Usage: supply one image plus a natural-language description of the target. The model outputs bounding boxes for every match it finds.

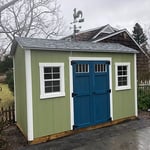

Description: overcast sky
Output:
[59,0,150,37]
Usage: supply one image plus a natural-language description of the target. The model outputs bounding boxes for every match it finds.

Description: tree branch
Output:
[0,0,19,12]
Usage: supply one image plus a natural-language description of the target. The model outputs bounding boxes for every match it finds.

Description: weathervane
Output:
[71,8,84,40]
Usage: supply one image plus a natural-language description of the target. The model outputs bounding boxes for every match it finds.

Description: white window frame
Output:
[115,62,131,91]
[39,63,65,99]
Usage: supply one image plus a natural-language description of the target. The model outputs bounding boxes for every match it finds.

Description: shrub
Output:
[138,88,150,111]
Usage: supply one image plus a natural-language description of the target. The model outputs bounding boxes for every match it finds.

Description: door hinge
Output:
[109,117,112,121]
[72,93,78,97]
[106,61,110,65]
[108,89,111,93]
[73,125,79,130]
[71,61,76,65]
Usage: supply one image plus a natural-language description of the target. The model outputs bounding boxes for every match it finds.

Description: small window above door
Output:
[95,64,107,72]
[76,64,89,73]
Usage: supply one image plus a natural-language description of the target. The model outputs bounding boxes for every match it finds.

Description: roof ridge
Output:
[61,25,108,40]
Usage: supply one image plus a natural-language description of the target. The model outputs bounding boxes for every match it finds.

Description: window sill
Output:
[40,92,65,99]
[116,86,131,91]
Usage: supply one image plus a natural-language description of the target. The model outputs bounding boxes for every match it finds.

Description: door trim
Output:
[69,57,113,130]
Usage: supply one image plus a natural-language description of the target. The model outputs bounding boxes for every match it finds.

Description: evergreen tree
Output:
[132,23,147,45]
[0,56,14,93]
[0,56,13,73]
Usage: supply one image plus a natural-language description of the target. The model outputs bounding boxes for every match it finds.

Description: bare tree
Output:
[0,0,63,54]
[147,26,150,44]
[0,0,19,12]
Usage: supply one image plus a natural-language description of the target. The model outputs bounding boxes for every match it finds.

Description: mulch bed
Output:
[138,110,150,119]
[1,125,27,150]
[1,111,150,150]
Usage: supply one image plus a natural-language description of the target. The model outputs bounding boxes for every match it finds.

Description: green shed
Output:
[11,36,138,143]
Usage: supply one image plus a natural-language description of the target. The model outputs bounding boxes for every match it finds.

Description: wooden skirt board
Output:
[26,116,137,145]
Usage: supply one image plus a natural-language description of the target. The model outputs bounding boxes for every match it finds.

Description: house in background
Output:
[11,35,138,144]
[63,24,150,81]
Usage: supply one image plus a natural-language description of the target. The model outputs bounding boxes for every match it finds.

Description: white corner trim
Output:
[69,57,113,129]
[69,59,74,129]
[134,54,138,116]
[13,56,17,122]
[25,50,34,141]
[109,60,113,121]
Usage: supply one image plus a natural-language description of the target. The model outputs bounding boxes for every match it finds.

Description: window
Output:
[115,63,131,90]
[39,63,65,99]
[76,64,89,73]
[95,64,107,72]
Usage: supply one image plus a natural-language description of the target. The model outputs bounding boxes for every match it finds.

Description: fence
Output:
[0,105,15,124]
[138,80,150,96]
[138,81,150,111]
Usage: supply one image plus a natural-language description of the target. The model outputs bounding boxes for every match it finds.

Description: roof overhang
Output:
[10,37,138,56]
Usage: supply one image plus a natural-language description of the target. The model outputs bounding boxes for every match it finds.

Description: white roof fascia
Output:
[92,24,115,40]
[93,29,149,58]
[92,29,126,43]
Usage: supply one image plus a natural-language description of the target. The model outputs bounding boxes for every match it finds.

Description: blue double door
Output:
[72,61,111,129]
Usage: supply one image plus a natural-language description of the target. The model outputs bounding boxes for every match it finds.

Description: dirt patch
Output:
[1,125,27,150]
[0,75,6,83]
[138,110,150,119]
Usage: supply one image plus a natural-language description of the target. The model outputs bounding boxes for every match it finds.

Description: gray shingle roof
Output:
[11,37,138,55]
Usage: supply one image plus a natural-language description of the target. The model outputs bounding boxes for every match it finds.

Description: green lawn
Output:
[0,83,14,107]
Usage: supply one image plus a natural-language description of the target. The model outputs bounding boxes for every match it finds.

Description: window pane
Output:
[123,81,127,85]
[53,86,60,92]
[53,67,59,73]
[123,66,127,70]
[118,71,123,75]
[123,70,127,75]
[45,87,52,93]
[44,74,52,79]
[118,66,122,70]
[53,73,60,79]
[53,80,60,86]
[45,81,52,86]
[118,76,127,86]
[44,67,52,73]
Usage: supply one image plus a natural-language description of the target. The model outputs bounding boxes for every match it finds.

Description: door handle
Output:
[72,93,78,97]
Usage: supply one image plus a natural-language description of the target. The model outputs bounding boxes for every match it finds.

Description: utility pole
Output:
[71,8,84,41]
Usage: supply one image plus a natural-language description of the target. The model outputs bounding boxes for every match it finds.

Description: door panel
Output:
[74,96,91,128]
[93,63,110,124]
[93,94,110,123]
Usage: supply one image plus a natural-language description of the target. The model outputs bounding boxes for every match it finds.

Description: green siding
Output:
[112,54,135,120]
[31,50,71,138]
[14,46,27,136]
[31,50,136,138]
